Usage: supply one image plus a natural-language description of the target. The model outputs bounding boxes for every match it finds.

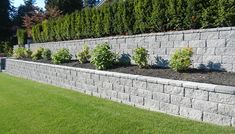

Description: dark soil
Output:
[22,58,235,87]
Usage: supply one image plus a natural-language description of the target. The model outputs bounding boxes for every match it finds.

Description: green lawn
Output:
[0,73,234,134]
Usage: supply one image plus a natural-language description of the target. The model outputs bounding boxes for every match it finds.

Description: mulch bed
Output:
[22,59,235,87]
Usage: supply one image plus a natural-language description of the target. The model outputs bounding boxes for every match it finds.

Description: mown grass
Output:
[0,73,234,134]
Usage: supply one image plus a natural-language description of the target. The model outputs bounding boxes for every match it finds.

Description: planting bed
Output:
[23,58,235,87]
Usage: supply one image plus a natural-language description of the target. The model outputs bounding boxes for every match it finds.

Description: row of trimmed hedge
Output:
[31,0,235,43]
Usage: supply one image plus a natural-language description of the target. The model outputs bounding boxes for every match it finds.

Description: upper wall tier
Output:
[18,27,235,72]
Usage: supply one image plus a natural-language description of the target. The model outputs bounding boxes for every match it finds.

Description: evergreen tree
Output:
[45,0,83,14]
[0,0,11,41]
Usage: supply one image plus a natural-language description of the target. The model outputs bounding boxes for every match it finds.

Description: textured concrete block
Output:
[192,99,218,113]
[133,80,146,89]
[185,88,209,101]
[201,32,219,40]
[203,112,231,126]
[102,82,113,90]
[148,41,161,49]
[124,86,138,96]
[209,92,235,105]
[207,39,226,48]
[156,35,168,41]
[152,48,166,55]
[169,34,183,41]
[113,84,125,92]
[215,85,235,95]
[171,95,191,108]
[147,83,164,93]
[118,92,130,102]
[137,89,152,99]
[173,41,189,48]
[153,92,170,103]
[180,107,202,121]
[144,99,160,110]
[184,33,200,41]
[130,95,144,106]
[189,40,206,48]
[222,56,234,64]
[120,78,133,87]
[203,56,222,64]
[227,39,235,47]
[197,48,215,55]
[164,85,184,96]
[161,41,174,48]
[218,104,235,117]
[160,102,179,115]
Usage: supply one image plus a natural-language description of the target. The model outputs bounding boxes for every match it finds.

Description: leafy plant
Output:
[42,48,52,60]
[24,49,32,58]
[13,47,26,59]
[76,45,90,64]
[16,29,27,46]
[169,47,193,72]
[91,43,117,70]
[31,47,44,61]
[52,48,72,64]
[132,47,148,68]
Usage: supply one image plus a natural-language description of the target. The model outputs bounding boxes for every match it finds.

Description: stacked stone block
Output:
[23,27,235,72]
[5,59,235,126]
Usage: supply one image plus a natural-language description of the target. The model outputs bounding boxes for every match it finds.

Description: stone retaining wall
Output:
[23,27,235,72]
[5,59,235,126]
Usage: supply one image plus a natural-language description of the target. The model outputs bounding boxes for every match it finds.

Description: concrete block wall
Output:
[24,27,235,72]
[5,59,235,126]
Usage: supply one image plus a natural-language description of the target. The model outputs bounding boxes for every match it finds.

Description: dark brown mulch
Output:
[22,59,235,87]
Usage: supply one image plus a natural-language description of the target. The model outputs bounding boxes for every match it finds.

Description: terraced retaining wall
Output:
[5,59,235,126]
[22,27,235,72]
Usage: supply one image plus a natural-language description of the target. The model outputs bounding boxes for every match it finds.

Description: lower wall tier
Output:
[5,59,235,126]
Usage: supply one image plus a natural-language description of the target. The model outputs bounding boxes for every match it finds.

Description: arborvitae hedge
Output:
[32,0,235,43]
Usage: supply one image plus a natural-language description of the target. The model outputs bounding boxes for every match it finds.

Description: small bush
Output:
[13,47,26,59]
[42,48,52,60]
[52,48,72,64]
[24,49,32,58]
[76,45,90,64]
[31,48,44,61]
[16,29,27,46]
[91,43,117,70]
[133,47,148,68]
[169,47,193,72]
[0,41,13,57]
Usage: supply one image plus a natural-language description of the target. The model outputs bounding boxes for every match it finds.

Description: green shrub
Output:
[132,47,148,68]
[0,41,13,57]
[169,47,193,72]
[13,47,26,59]
[31,0,235,43]
[76,45,90,64]
[16,29,27,46]
[52,48,72,64]
[24,49,32,58]
[42,48,52,60]
[91,43,117,70]
[31,48,44,61]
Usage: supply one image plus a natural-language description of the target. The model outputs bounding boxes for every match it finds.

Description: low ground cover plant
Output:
[42,48,52,60]
[13,47,31,59]
[169,47,193,72]
[31,47,44,61]
[76,45,90,64]
[133,47,148,68]
[52,48,72,64]
[91,43,117,70]
[24,49,32,58]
